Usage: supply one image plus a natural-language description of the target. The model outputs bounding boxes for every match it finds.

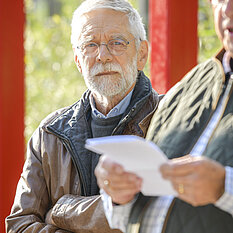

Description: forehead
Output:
[78,9,131,40]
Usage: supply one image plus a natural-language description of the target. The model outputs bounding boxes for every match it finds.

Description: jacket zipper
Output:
[46,127,88,196]
[62,138,88,196]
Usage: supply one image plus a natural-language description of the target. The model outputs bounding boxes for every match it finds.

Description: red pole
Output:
[149,0,198,94]
[0,0,25,231]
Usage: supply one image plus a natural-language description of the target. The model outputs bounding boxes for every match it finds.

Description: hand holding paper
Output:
[86,135,177,196]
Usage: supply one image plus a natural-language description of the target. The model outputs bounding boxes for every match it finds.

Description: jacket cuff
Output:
[52,195,74,227]
[215,166,233,216]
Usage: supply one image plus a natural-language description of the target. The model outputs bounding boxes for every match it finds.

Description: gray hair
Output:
[71,0,146,48]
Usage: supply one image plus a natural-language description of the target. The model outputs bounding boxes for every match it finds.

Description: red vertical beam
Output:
[149,0,198,94]
[0,0,25,231]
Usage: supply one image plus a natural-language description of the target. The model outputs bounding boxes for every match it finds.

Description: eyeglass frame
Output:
[76,38,137,57]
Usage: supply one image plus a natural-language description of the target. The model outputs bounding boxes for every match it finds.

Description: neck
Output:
[92,83,135,116]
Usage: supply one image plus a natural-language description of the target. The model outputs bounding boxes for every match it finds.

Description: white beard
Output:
[82,56,138,97]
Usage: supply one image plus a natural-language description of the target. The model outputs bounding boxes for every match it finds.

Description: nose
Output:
[96,43,113,64]
[222,0,233,18]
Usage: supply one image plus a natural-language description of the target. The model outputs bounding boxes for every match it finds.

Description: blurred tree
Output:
[25,0,86,143]
[48,0,62,16]
[198,0,221,62]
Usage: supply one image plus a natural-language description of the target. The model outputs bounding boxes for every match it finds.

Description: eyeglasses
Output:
[77,38,135,57]
[211,0,228,5]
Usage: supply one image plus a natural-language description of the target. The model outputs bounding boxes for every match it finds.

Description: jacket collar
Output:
[215,48,225,62]
[45,71,153,137]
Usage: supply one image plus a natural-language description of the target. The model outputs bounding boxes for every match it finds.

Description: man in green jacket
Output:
[95,0,233,232]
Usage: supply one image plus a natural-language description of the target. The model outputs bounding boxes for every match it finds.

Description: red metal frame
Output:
[0,1,25,231]
[149,0,198,94]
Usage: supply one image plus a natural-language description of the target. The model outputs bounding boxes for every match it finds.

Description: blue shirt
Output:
[90,90,133,119]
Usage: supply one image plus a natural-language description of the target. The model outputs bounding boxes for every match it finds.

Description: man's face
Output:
[73,9,147,98]
[212,0,233,56]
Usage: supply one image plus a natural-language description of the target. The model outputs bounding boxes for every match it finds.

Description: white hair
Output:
[71,0,146,48]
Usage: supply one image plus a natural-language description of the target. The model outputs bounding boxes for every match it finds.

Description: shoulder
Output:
[39,101,80,129]
[185,58,223,82]
[39,90,91,130]
[158,59,223,109]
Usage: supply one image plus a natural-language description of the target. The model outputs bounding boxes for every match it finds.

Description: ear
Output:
[137,40,149,71]
[73,47,82,74]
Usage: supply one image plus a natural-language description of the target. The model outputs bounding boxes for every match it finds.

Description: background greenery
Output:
[25,0,222,143]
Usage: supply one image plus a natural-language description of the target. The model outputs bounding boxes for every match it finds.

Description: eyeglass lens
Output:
[80,39,129,57]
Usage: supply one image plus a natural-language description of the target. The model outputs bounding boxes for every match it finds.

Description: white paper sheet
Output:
[85,135,177,196]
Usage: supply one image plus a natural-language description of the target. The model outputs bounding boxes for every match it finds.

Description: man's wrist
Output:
[100,189,138,231]
[215,166,233,216]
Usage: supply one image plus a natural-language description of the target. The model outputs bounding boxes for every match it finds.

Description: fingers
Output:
[160,155,203,177]
[160,155,226,206]
[102,172,142,191]
[95,155,141,189]
[95,155,142,204]
[95,155,124,179]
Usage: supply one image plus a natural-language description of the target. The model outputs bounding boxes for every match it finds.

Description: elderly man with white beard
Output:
[5,0,160,232]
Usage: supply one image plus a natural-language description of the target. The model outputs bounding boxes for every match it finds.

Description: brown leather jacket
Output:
[5,72,160,233]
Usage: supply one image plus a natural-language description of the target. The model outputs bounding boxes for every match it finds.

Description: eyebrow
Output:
[78,35,95,44]
[110,34,128,41]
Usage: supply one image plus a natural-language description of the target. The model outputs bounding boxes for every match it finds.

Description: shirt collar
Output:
[223,51,232,73]
[90,90,134,119]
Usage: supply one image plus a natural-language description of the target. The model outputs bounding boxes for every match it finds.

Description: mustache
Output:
[89,63,123,77]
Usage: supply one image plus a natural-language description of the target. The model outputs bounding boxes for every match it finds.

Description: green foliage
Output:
[198,0,221,62]
[25,0,86,142]
[25,0,222,143]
